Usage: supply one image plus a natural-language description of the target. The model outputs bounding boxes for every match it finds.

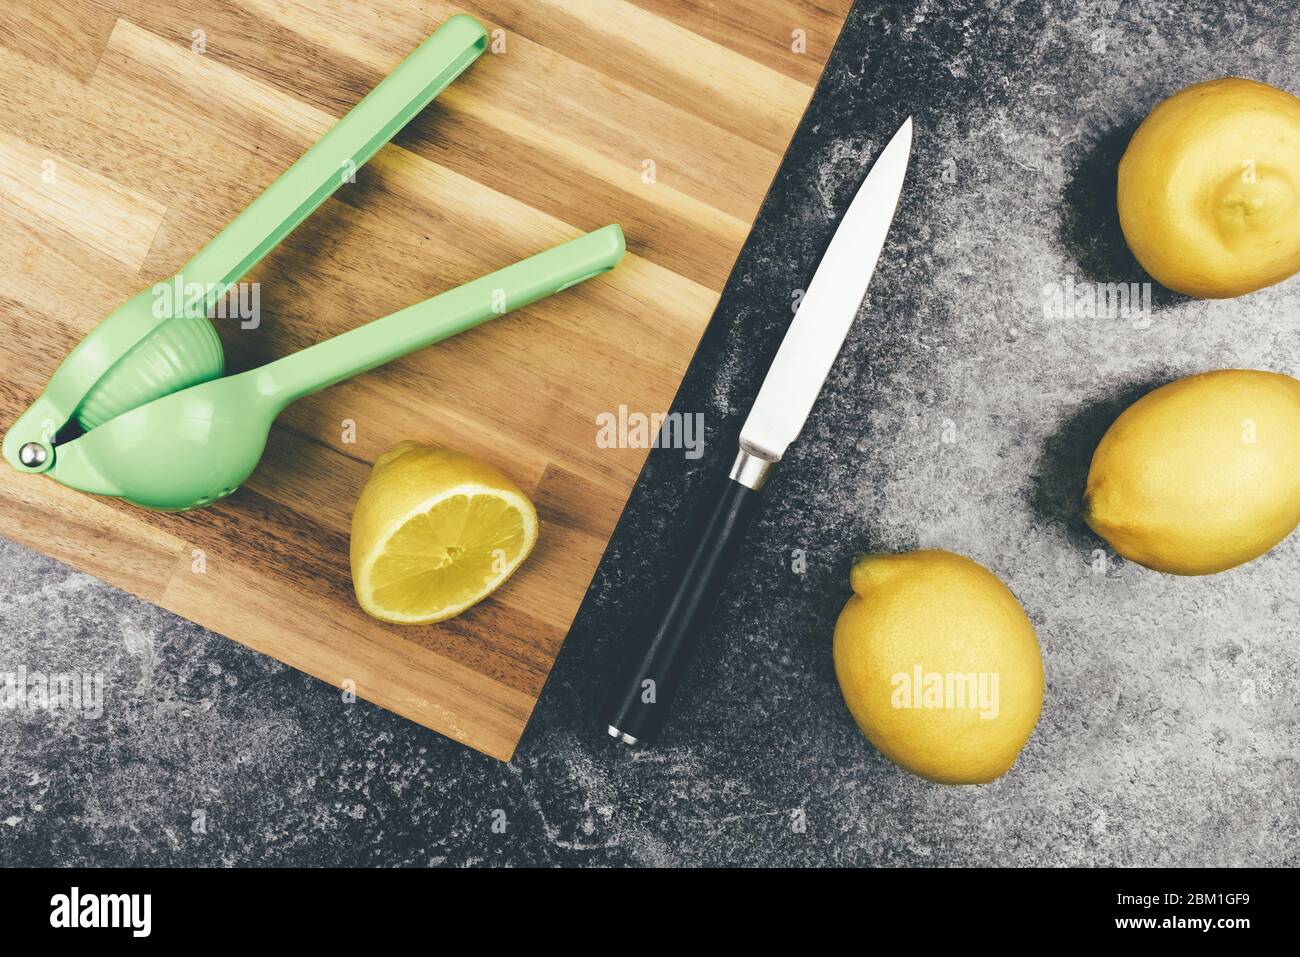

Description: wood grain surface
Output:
[0,0,851,759]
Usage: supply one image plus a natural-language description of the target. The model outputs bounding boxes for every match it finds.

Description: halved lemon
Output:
[350,441,538,624]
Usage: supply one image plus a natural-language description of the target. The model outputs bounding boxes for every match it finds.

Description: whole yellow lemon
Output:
[1084,370,1300,575]
[832,550,1044,785]
[1117,77,1300,298]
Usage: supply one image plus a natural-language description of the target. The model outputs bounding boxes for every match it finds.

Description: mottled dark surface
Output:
[3,0,1299,866]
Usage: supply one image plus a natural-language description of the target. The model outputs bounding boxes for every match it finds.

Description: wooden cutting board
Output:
[0,0,851,759]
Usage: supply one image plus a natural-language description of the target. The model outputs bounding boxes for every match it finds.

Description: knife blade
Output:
[740,117,913,465]
[603,117,914,746]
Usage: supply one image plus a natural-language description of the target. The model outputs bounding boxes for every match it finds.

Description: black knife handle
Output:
[603,451,770,745]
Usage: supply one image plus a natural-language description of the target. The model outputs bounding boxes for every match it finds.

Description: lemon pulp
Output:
[350,442,538,624]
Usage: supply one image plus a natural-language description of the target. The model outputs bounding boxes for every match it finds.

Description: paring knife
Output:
[603,117,914,745]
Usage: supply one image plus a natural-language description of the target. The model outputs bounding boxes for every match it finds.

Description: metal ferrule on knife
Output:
[728,445,777,491]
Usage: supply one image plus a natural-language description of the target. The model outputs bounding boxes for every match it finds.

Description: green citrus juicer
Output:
[2,15,625,511]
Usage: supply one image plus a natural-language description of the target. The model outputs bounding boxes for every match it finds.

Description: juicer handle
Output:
[261,224,626,407]
[179,15,488,315]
